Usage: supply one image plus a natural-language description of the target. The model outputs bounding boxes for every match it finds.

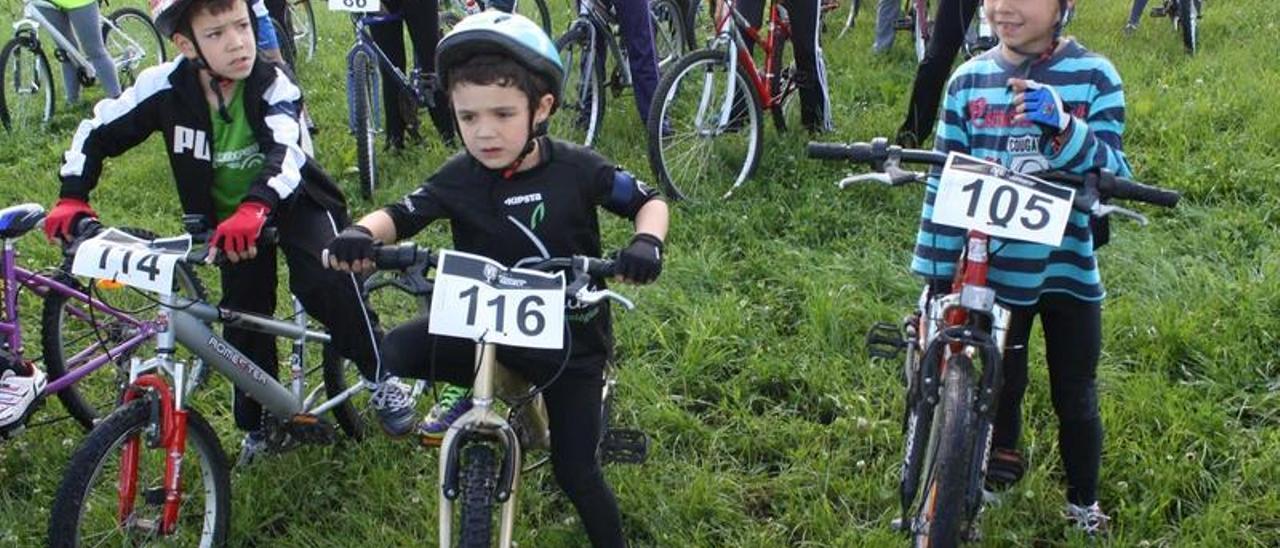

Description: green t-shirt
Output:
[210,82,266,220]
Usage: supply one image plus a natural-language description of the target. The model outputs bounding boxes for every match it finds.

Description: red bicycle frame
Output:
[712,0,792,109]
[116,374,188,535]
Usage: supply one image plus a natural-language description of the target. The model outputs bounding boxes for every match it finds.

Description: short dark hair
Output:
[446,53,554,110]
[177,0,244,40]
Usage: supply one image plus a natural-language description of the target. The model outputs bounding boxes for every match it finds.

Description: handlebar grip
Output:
[582,257,616,278]
[806,142,878,163]
[1106,179,1181,208]
[71,217,104,239]
[371,243,425,270]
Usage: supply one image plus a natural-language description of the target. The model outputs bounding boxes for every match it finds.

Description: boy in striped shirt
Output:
[911,0,1126,534]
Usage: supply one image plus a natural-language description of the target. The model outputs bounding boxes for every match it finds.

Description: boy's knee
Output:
[1051,381,1099,423]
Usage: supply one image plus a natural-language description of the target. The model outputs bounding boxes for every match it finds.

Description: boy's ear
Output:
[532,93,555,125]
[172,32,200,61]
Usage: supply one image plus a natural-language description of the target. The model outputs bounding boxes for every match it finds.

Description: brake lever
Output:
[573,287,636,311]
[837,172,893,189]
[1092,203,1149,226]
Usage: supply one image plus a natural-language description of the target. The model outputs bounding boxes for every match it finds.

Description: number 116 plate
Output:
[428,250,567,350]
[932,153,1076,247]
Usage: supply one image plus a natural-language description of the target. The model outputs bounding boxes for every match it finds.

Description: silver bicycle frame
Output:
[18,0,94,78]
[131,291,367,419]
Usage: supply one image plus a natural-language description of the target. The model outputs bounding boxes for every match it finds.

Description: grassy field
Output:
[2,0,1279,545]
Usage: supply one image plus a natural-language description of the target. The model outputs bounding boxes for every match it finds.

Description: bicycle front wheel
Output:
[103,7,167,88]
[49,399,231,547]
[648,49,764,202]
[42,228,207,430]
[552,23,606,147]
[349,48,379,199]
[457,443,500,548]
[1177,0,1198,54]
[0,38,55,132]
[912,354,977,548]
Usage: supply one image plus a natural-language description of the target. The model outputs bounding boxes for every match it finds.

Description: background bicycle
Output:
[551,0,691,146]
[0,0,165,131]
[0,204,204,442]
[808,137,1180,546]
[646,0,806,202]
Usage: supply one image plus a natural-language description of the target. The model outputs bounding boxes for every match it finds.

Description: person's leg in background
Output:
[369,0,411,149]
[896,0,977,147]
[1125,0,1151,33]
[873,0,900,53]
[35,4,120,104]
[787,0,832,132]
[614,0,662,123]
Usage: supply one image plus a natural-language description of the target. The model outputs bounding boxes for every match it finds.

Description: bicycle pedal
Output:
[418,434,444,448]
[601,428,648,465]
[283,414,335,445]
[866,322,907,360]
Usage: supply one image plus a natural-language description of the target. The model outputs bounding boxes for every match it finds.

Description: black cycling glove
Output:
[616,233,664,284]
[327,225,376,266]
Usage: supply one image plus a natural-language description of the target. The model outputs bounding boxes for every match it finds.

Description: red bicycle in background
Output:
[646,0,805,202]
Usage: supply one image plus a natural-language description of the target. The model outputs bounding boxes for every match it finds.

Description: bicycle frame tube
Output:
[168,299,332,419]
[21,1,94,78]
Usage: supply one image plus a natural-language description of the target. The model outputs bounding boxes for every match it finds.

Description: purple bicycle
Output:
[0,203,203,439]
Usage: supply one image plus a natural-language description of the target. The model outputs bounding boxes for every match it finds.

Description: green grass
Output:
[2,0,1279,545]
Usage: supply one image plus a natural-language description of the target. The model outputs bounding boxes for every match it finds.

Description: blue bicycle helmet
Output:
[436,11,564,108]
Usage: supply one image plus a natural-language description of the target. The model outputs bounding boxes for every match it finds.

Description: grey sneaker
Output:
[370,379,418,437]
[236,429,269,468]
[1064,501,1111,535]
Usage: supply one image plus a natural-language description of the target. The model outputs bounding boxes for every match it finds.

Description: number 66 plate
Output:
[328,0,380,12]
[932,153,1076,247]
[428,250,566,350]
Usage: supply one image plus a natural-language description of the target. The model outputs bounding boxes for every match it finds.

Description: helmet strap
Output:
[190,37,234,123]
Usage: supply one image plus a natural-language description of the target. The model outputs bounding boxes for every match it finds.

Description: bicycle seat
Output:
[0,204,46,239]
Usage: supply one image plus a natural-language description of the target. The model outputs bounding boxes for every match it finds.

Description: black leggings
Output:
[898,0,979,143]
[382,316,626,548]
[992,293,1102,506]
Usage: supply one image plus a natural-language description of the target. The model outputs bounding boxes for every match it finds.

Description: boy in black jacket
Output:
[38,0,418,456]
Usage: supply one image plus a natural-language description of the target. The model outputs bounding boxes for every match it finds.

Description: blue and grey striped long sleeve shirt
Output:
[911,40,1133,306]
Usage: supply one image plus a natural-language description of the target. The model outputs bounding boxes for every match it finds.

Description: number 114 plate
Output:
[932,153,1076,247]
[428,250,567,350]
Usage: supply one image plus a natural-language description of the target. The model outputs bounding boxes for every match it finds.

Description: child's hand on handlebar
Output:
[324,225,378,274]
[615,233,664,285]
[207,202,269,264]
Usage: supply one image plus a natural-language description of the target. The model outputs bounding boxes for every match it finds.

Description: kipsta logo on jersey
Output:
[483,264,499,284]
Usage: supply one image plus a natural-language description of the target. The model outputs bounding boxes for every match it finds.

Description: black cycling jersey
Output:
[382,136,662,360]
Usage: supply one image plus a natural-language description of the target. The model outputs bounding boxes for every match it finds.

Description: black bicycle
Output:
[1151,0,1202,54]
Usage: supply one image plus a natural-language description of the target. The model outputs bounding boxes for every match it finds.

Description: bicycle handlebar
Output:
[806,137,1181,209]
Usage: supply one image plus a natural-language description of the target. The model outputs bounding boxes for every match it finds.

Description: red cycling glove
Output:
[43,198,97,242]
[210,202,270,255]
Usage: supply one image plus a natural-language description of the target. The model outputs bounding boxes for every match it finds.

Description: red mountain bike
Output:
[808,137,1180,546]
[646,0,805,202]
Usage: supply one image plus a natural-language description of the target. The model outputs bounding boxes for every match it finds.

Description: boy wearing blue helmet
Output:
[325,12,669,546]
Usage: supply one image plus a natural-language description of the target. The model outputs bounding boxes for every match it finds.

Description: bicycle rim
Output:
[291,0,317,61]
[1179,0,1197,53]
[0,39,55,132]
[552,24,605,146]
[650,49,763,202]
[104,8,166,87]
[651,0,689,71]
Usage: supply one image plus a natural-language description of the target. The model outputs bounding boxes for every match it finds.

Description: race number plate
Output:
[932,153,1076,247]
[71,229,192,296]
[428,250,566,350]
[328,0,380,13]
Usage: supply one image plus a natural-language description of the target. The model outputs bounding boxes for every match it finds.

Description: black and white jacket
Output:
[58,56,345,222]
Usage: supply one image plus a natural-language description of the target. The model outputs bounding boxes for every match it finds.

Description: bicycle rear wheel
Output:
[49,399,230,547]
[911,354,977,547]
[290,0,318,61]
[42,227,207,430]
[103,8,167,88]
[552,23,606,147]
[321,343,369,440]
[0,37,55,132]
[648,48,763,202]
[349,48,380,199]
[1177,0,1198,54]
[273,17,298,73]
[651,0,691,72]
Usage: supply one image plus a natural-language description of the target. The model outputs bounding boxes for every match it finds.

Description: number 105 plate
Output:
[428,250,567,350]
[932,153,1076,247]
